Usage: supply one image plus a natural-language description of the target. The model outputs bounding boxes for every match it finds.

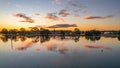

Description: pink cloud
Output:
[47,24,77,28]
[15,40,33,50]
[54,0,61,4]
[84,15,113,20]
[83,45,111,50]
[35,42,68,54]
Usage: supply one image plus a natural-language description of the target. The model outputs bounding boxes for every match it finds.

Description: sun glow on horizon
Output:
[0,0,120,31]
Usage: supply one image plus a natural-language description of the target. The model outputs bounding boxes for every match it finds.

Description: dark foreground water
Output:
[0,35,120,68]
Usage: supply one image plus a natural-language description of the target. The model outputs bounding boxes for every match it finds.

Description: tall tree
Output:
[1,28,8,34]
[73,28,81,35]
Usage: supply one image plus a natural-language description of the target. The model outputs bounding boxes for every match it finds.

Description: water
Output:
[0,35,120,68]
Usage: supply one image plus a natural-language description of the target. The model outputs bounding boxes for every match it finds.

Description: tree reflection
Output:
[0,35,9,43]
[74,35,80,42]
[1,34,120,43]
[10,35,18,42]
[20,36,27,42]
[40,35,50,43]
[32,36,39,43]
[85,36,101,41]
[60,35,65,40]
[118,36,120,41]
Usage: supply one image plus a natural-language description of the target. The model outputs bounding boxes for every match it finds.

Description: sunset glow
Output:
[0,0,120,31]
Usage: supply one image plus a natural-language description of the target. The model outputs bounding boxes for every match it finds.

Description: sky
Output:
[0,0,120,31]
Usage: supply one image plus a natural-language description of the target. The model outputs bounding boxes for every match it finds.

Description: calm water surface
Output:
[0,35,120,68]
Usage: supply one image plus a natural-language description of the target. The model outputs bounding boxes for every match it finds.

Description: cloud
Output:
[59,10,70,17]
[47,24,77,28]
[53,0,71,5]
[14,13,34,23]
[45,13,59,21]
[34,13,40,16]
[54,0,61,4]
[74,14,80,18]
[104,15,113,18]
[84,15,113,20]
[65,0,87,13]
[45,11,68,22]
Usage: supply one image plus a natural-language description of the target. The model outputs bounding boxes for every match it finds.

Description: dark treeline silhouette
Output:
[85,30,101,36]
[0,28,80,36]
[0,28,120,37]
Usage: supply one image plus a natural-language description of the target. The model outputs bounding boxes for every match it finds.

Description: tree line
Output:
[0,27,120,36]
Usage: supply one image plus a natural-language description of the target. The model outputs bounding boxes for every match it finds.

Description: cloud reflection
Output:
[83,45,111,50]
[15,40,33,50]
[35,42,68,54]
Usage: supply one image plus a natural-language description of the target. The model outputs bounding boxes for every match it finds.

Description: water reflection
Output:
[83,45,111,50]
[16,39,33,50]
[0,34,119,44]
[35,41,68,54]
[0,34,120,68]
[19,36,27,42]
[40,35,50,43]
[0,34,119,52]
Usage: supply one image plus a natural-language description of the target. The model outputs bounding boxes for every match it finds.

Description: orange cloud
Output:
[19,19,34,23]
[34,13,40,16]
[84,15,113,20]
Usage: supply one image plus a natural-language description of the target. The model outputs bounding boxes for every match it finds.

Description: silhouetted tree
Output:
[118,31,120,35]
[118,36,120,41]
[117,31,120,41]
[9,29,18,35]
[1,28,8,34]
[73,28,81,35]
[30,27,39,34]
[85,30,101,36]
[19,28,26,35]
[60,30,65,36]
[40,28,51,35]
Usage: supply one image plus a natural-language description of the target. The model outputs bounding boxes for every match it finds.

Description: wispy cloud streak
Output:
[84,15,113,20]
[47,24,77,28]
[14,13,34,23]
